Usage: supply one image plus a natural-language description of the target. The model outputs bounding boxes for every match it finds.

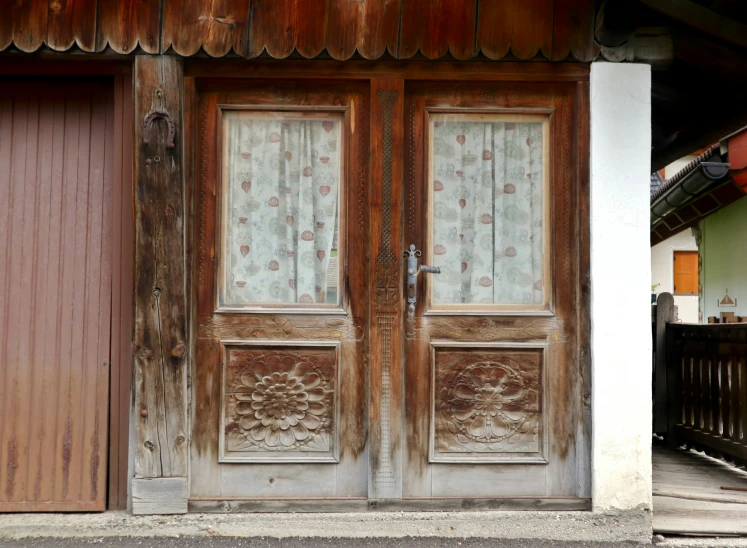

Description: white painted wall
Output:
[700,196,747,319]
[590,62,652,511]
[651,230,699,323]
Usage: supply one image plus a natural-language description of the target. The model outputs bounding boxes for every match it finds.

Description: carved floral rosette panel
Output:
[431,347,545,463]
[221,344,338,463]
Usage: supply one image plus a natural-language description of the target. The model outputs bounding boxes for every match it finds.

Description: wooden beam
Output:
[641,0,747,49]
[133,55,189,513]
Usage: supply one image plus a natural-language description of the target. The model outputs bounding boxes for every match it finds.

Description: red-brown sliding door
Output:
[0,80,115,511]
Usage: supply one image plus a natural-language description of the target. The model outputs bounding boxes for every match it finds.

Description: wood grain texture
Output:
[0,0,596,61]
[368,79,405,499]
[191,82,370,500]
[133,55,189,481]
[403,80,588,499]
[132,477,188,514]
[163,0,251,57]
[399,0,476,60]
[97,0,161,53]
[0,81,113,511]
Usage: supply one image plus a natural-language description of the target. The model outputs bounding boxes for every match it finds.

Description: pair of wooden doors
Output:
[191,78,589,508]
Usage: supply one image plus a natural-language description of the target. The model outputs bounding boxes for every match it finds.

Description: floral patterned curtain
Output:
[431,119,544,305]
[223,114,340,305]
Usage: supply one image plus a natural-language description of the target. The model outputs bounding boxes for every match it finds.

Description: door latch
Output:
[404,244,441,313]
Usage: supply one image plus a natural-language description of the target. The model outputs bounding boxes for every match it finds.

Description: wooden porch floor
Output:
[653,443,747,536]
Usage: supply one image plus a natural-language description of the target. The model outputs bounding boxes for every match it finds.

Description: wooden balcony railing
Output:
[665,322,747,466]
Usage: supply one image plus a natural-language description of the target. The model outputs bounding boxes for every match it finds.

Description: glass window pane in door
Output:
[429,114,548,307]
[220,111,343,307]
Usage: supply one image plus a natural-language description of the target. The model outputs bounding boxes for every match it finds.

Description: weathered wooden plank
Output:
[133,55,189,483]
[477,0,553,60]
[551,0,595,61]
[368,79,405,499]
[97,0,161,53]
[132,477,188,515]
[323,0,363,60]
[399,0,477,60]
[247,0,299,58]
[46,0,98,52]
[163,0,251,57]
[9,0,48,53]
[358,0,400,59]
[654,293,675,434]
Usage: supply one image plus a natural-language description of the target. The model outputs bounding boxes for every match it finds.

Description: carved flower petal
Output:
[240,372,260,390]
[293,423,309,441]
[295,401,309,411]
[251,401,264,411]
[301,373,321,390]
[235,393,253,401]
[301,414,321,430]
[235,402,254,415]
[292,360,316,379]
[307,387,325,402]
[279,372,290,384]
[239,416,260,430]
[287,414,299,427]
[262,376,274,386]
[249,424,269,441]
[501,380,524,401]
[501,402,526,422]
[307,401,326,416]
[254,383,267,393]
[454,383,477,400]
[279,427,295,447]
[286,377,299,389]
[293,409,306,419]
[296,392,309,402]
[265,428,280,447]
[254,407,267,419]
[261,415,273,427]
[279,417,290,430]
[252,391,265,402]
[454,402,477,421]
[489,413,510,437]
[271,372,284,384]
[468,414,487,437]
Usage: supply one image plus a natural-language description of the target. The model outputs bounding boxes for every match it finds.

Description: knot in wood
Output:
[137,347,153,360]
[153,287,161,297]
[48,1,62,12]
[164,203,175,223]
[140,409,148,418]
[144,440,155,451]
[171,344,186,358]
[175,435,186,446]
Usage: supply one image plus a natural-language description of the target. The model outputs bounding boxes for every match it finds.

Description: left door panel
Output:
[191,82,370,503]
[0,80,114,511]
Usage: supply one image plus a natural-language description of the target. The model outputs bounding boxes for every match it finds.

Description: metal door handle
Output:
[404,244,440,313]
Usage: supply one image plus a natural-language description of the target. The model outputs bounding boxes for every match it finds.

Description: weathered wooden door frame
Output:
[0,60,134,511]
[128,58,590,513]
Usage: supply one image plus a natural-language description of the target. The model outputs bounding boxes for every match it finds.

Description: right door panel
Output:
[404,82,589,501]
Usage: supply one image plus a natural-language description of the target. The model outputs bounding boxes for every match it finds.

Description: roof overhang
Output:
[651,128,747,246]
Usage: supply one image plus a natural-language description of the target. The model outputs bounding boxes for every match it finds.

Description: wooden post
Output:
[654,292,675,434]
[132,55,188,514]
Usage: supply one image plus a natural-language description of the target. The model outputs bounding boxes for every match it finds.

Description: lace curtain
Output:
[431,119,545,305]
[223,114,340,305]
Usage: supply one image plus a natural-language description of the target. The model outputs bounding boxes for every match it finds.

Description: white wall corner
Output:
[590,62,653,512]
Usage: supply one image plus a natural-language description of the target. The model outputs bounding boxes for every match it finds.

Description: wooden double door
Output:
[191,78,589,509]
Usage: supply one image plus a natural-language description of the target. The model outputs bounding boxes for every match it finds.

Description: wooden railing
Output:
[665,322,747,466]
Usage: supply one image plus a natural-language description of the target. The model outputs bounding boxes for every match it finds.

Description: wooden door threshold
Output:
[189,498,591,513]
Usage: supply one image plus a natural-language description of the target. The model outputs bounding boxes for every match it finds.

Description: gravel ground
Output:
[0,510,652,544]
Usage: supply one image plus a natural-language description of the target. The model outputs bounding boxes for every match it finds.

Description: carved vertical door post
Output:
[369,79,405,499]
[132,55,189,514]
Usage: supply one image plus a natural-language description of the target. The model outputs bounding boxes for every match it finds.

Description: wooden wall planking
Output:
[0,0,596,61]
[0,81,114,511]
